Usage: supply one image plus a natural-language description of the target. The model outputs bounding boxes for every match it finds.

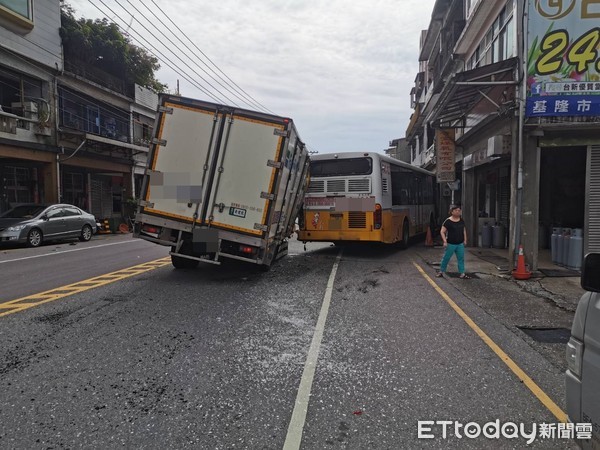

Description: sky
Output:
[66,0,437,154]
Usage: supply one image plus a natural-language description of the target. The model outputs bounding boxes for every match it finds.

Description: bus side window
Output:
[424,176,433,204]
[390,171,400,205]
[400,189,409,205]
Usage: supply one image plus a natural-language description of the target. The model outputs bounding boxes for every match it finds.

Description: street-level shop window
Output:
[4,166,31,204]
[62,173,85,209]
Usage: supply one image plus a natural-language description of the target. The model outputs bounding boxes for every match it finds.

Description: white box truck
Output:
[134,94,310,270]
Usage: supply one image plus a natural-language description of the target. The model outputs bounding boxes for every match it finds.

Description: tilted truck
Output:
[133,94,310,270]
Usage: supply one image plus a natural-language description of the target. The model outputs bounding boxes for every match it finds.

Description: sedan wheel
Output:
[79,224,93,242]
[27,228,43,247]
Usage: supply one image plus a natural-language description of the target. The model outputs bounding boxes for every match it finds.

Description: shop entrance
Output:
[475,164,510,248]
[539,146,586,248]
[0,162,45,213]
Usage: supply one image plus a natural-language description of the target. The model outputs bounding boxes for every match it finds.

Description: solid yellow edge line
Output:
[0,257,171,318]
[412,262,568,423]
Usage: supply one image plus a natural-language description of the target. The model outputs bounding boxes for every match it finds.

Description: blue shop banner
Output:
[526,95,600,117]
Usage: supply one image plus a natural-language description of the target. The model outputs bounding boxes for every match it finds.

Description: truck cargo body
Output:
[134,95,309,269]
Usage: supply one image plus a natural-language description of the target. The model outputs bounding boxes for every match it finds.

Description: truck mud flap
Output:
[274,240,289,262]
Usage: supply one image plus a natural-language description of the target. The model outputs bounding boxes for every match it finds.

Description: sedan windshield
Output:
[1,205,46,219]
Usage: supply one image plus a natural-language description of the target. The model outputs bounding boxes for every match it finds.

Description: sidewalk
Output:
[415,243,584,312]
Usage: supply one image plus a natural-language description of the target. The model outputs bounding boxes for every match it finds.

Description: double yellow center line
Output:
[0,257,171,318]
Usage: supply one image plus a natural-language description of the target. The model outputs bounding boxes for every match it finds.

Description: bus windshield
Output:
[311,157,372,177]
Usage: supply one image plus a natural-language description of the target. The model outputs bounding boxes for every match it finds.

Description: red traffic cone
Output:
[512,245,532,280]
[425,226,434,247]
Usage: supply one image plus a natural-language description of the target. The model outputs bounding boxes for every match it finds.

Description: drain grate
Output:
[517,327,571,343]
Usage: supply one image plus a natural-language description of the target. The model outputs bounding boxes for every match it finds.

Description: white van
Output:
[566,253,600,448]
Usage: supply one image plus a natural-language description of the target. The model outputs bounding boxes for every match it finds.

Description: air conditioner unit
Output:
[0,117,17,134]
[11,101,38,119]
[487,135,511,157]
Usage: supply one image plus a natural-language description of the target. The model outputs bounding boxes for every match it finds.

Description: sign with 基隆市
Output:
[526,0,600,117]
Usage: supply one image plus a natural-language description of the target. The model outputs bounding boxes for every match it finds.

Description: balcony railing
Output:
[59,104,131,143]
[64,59,133,97]
[423,144,435,166]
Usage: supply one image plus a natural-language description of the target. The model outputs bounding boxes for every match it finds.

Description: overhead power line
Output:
[146,0,275,114]
[113,0,244,107]
[2,1,276,115]
[92,0,227,105]
[0,45,131,123]
[90,0,274,114]
[134,0,269,112]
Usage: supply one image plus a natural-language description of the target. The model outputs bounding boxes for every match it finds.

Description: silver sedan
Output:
[0,203,98,247]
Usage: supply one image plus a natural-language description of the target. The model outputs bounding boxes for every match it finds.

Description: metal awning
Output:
[85,133,149,153]
[429,57,519,128]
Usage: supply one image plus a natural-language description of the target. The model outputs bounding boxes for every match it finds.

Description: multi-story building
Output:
[407,0,600,269]
[55,67,152,220]
[0,0,155,223]
[384,138,410,163]
[131,84,158,198]
[406,0,467,200]
[0,0,62,211]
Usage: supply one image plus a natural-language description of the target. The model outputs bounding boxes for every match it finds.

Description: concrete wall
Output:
[0,0,62,70]
[520,135,541,270]
[462,166,476,246]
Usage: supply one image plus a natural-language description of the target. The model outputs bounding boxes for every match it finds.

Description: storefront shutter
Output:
[90,179,113,219]
[90,179,103,219]
[587,145,600,253]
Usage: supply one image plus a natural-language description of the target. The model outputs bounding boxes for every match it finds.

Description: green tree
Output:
[60,3,167,92]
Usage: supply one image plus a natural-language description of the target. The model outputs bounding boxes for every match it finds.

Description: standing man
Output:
[437,205,470,279]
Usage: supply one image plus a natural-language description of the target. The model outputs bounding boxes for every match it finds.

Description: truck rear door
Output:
[144,101,221,223]
[205,112,288,236]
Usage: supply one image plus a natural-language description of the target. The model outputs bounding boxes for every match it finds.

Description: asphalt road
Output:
[0,237,576,448]
[0,234,169,302]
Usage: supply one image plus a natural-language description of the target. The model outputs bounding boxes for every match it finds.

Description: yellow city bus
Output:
[298,152,436,247]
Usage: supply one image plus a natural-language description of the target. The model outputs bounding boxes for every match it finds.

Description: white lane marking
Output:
[0,240,141,264]
[284,249,343,450]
